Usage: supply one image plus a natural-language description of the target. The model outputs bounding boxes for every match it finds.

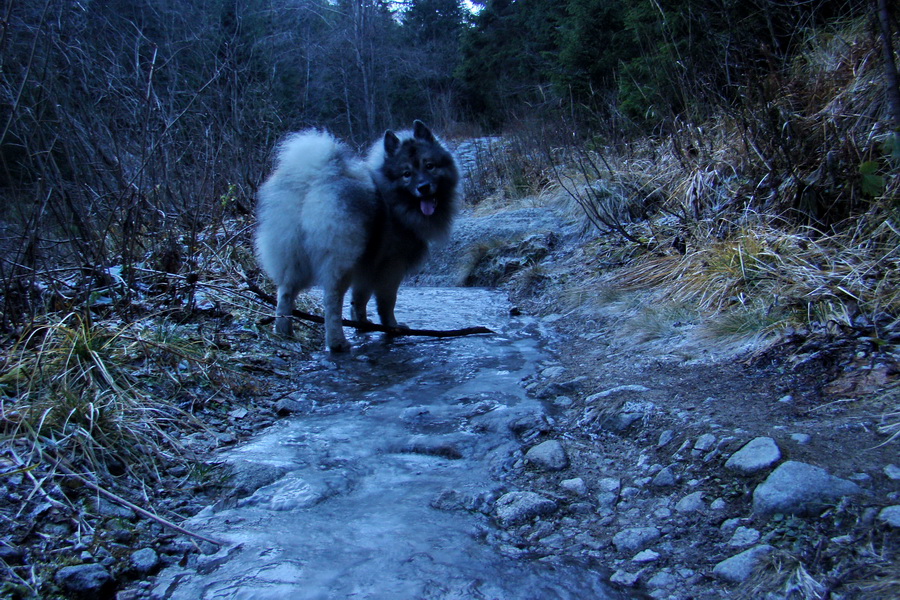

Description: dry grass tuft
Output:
[738,552,828,600]
[0,313,210,478]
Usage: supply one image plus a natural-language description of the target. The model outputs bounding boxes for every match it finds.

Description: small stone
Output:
[720,518,743,537]
[525,440,569,471]
[585,385,650,401]
[54,563,114,596]
[597,492,618,509]
[710,498,727,510]
[274,395,313,415]
[598,477,621,493]
[541,366,566,378]
[651,466,677,487]
[494,491,557,527]
[790,433,811,445]
[693,433,717,454]
[610,570,640,587]
[675,491,704,513]
[877,505,900,528]
[657,430,675,448]
[560,477,587,496]
[727,526,761,547]
[620,486,639,499]
[884,464,900,480]
[753,461,862,516]
[647,570,677,588]
[130,547,160,575]
[712,545,774,583]
[613,526,660,553]
[653,507,672,518]
[725,437,781,474]
[632,549,660,563]
[778,394,794,403]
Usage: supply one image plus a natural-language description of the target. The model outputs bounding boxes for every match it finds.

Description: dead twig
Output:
[245,280,494,338]
[50,458,227,547]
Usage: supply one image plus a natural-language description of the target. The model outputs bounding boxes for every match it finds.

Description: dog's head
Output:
[374,121,458,227]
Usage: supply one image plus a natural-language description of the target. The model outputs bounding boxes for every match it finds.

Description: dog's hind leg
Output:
[322,273,353,352]
[275,283,300,337]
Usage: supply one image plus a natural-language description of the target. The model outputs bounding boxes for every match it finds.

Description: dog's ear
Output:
[413,120,435,142]
[383,130,401,156]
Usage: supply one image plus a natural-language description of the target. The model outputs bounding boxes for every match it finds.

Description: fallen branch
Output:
[51,459,228,547]
[245,280,494,338]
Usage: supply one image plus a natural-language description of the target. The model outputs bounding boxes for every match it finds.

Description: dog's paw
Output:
[275,316,294,337]
[328,339,352,352]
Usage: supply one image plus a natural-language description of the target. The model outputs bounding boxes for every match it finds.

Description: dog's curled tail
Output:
[269,130,363,190]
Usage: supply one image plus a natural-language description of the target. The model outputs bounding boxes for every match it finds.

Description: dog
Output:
[254,121,458,351]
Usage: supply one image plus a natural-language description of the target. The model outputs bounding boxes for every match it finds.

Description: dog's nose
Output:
[416,182,433,196]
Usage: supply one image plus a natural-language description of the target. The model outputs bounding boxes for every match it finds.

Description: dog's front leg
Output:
[350,286,373,323]
[375,281,407,330]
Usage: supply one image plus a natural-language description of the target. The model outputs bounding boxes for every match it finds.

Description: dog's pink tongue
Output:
[420,199,436,216]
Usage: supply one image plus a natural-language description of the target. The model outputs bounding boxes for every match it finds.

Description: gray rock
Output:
[710,498,727,510]
[525,440,569,471]
[657,429,675,448]
[131,547,160,575]
[725,437,781,474]
[227,460,292,498]
[494,491,558,527]
[598,477,621,492]
[610,569,641,587]
[719,517,743,537]
[632,549,660,563]
[560,477,587,496]
[675,491,704,513]
[693,433,717,453]
[597,492,618,509]
[753,461,863,516]
[585,385,651,401]
[790,433,811,445]
[54,563,113,596]
[651,466,677,487]
[884,464,900,480]
[613,526,661,553]
[541,366,566,378]
[712,544,774,583]
[877,505,900,528]
[647,570,677,589]
[727,526,761,547]
[274,395,313,415]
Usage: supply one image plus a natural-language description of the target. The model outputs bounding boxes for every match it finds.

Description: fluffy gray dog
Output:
[255,121,458,351]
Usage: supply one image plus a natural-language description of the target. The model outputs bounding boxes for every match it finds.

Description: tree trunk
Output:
[876,0,900,134]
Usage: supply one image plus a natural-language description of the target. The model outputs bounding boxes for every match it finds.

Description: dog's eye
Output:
[403,170,412,178]
[424,162,435,171]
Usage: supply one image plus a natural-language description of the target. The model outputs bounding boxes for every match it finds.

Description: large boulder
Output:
[752,461,862,516]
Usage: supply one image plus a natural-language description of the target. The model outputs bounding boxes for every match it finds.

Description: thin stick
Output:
[245,280,495,338]
[53,461,227,547]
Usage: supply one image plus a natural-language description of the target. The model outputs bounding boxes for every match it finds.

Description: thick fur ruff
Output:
[255,121,458,351]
